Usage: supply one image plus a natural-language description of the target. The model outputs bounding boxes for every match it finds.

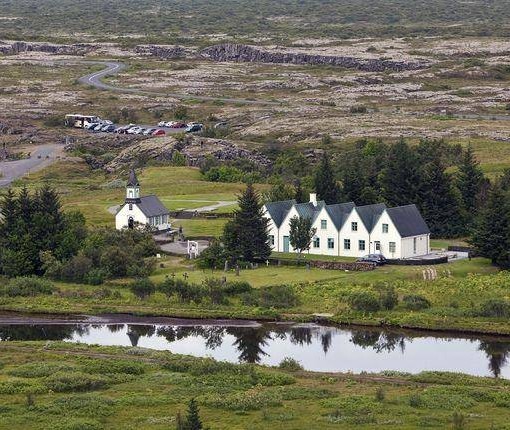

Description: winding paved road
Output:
[78,60,280,106]
[0,144,62,187]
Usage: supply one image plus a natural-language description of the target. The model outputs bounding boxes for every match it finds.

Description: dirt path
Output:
[108,200,235,215]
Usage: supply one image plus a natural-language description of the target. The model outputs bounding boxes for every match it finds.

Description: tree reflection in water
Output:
[1,322,510,378]
[479,341,510,378]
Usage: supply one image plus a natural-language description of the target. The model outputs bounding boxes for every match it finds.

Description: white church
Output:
[115,169,171,231]
[263,194,430,260]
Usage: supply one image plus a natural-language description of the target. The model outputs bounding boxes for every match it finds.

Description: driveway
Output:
[0,144,62,187]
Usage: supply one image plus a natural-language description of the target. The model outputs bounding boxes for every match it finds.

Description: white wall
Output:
[265,212,279,252]
[278,206,299,252]
[311,207,339,256]
[338,209,370,258]
[401,235,430,258]
[115,203,170,231]
[370,210,402,259]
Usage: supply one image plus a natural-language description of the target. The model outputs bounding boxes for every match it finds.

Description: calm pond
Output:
[0,314,508,378]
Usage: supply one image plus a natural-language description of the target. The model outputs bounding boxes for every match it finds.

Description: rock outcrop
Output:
[104,136,272,172]
[134,45,188,59]
[200,43,428,72]
[0,41,95,56]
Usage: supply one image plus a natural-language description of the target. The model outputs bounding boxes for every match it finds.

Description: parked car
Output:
[126,126,141,134]
[85,122,100,130]
[165,121,176,127]
[143,128,157,135]
[357,254,387,265]
[152,129,166,136]
[171,122,186,128]
[186,123,203,133]
[134,127,146,135]
[103,125,116,132]
[157,121,167,127]
[92,124,104,132]
[102,119,113,125]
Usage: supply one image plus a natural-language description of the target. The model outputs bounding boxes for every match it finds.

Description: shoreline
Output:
[1,309,510,341]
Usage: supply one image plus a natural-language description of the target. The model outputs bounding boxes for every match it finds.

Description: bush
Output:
[478,298,510,318]
[130,278,156,299]
[158,278,177,298]
[174,281,205,304]
[409,394,423,407]
[196,240,225,269]
[223,281,252,295]
[278,357,303,372]
[348,291,380,312]
[45,372,108,392]
[0,276,54,297]
[378,286,398,310]
[402,294,431,311]
[259,285,299,308]
[204,166,244,183]
[375,387,385,402]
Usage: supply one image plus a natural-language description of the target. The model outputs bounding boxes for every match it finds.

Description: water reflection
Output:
[1,322,509,378]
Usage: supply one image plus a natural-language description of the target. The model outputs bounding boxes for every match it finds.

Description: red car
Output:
[152,129,166,136]
[170,122,186,128]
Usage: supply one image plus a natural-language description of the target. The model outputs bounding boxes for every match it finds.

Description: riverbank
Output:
[1,266,510,338]
[0,341,509,429]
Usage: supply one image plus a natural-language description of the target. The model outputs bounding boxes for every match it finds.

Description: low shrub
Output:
[402,294,431,311]
[278,357,303,372]
[348,291,380,312]
[201,389,282,411]
[9,362,76,378]
[45,372,109,392]
[0,276,54,297]
[477,298,510,318]
[409,394,423,407]
[259,285,299,308]
[375,387,385,402]
[377,286,398,310]
[79,359,145,375]
[129,278,156,299]
[223,280,253,295]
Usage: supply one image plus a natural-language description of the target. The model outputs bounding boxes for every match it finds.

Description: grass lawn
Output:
[9,162,248,231]
[1,342,509,429]
[430,238,469,250]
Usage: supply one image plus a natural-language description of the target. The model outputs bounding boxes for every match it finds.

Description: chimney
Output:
[309,193,317,206]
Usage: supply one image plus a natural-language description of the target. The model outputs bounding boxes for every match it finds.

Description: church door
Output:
[128,217,134,229]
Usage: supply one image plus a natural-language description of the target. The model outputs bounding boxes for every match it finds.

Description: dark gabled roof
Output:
[127,169,139,187]
[356,203,387,231]
[294,202,317,220]
[325,202,356,230]
[386,204,430,238]
[265,199,295,227]
[137,195,169,217]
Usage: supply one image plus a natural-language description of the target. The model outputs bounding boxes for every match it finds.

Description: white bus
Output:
[65,114,101,128]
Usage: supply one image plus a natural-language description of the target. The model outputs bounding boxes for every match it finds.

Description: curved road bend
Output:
[0,144,61,187]
[77,60,281,106]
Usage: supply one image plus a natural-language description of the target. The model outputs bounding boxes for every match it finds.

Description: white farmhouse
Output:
[263,194,430,259]
[115,169,171,231]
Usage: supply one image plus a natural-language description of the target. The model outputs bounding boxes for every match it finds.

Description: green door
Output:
[283,236,290,253]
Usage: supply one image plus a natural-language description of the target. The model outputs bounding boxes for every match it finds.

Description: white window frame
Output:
[359,240,365,251]
[321,219,327,229]
[327,238,334,249]
[351,221,358,232]
[382,223,389,233]
[344,238,351,250]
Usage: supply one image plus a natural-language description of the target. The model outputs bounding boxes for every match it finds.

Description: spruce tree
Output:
[314,153,341,204]
[457,145,484,216]
[380,139,420,207]
[471,180,510,267]
[418,156,463,237]
[183,398,203,430]
[222,184,271,262]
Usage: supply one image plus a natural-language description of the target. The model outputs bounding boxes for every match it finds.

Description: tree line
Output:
[0,187,157,281]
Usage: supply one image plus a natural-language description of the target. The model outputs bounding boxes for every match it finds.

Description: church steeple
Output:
[126,169,141,202]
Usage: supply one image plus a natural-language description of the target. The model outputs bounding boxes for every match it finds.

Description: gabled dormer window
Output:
[382,223,389,233]
[321,220,327,229]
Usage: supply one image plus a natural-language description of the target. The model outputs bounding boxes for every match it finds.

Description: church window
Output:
[129,203,133,210]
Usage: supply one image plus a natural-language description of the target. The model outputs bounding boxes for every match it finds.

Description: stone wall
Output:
[269,258,376,271]
[0,41,95,56]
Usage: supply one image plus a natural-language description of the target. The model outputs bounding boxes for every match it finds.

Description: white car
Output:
[158,121,167,127]
[134,128,146,135]
[143,128,157,135]
[102,119,113,125]
[126,126,141,134]
[165,121,176,127]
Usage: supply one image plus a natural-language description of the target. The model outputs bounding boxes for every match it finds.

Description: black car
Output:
[357,254,387,265]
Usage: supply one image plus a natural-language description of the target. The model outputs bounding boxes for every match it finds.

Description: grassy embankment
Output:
[0,341,509,429]
[0,254,506,335]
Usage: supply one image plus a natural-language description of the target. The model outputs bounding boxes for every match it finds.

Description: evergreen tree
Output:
[341,155,367,204]
[418,155,463,237]
[262,178,295,203]
[289,216,316,258]
[380,139,420,207]
[183,398,203,430]
[457,145,484,218]
[471,180,510,267]
[223,184,271,262]
[314,153,341,204]
[294,179,307,204]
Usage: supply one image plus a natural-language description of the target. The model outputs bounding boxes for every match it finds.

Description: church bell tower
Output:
[126,169,141,203]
